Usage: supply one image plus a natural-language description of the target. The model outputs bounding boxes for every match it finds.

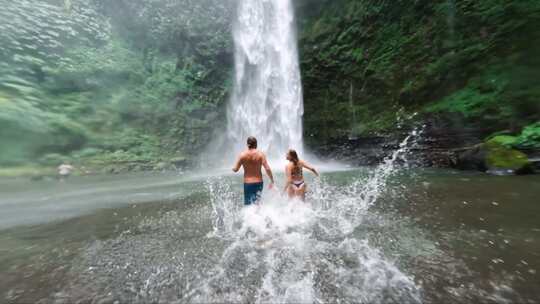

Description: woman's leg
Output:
[296,184,307,201]
[287,185,295,199]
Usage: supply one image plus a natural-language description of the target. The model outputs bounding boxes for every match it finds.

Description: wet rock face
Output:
[528,152,540,171]
[309,115,538,174]
[453,145,488,172]
[310,136,392,166]
[309,114,487,168]
[311,135,455,168]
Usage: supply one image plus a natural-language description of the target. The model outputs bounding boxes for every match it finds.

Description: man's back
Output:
[232,137,275,205]
[241,149,264,183]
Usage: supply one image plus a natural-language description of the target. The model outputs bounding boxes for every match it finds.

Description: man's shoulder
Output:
[256,151,268,162]
[239,150,249,157]
[238,151,247,160]
[239,150,254,160]
[243,149,265,156]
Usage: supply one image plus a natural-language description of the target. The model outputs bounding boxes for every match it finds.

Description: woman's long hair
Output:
[287,149,300,166]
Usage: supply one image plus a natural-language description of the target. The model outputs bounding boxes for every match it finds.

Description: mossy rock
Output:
[487,135,518,148]
[485,141,533,174]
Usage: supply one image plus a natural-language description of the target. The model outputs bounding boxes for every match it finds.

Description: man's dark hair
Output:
[247,136,257,149]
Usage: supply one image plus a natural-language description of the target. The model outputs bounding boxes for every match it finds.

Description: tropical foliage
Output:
[0,0,234,170]
[296,0,540,146]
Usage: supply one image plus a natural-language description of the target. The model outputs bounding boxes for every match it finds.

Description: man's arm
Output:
[262,154,275,186]
[232,154,243,172]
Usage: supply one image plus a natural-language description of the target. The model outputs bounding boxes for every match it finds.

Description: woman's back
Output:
[289,160,303,181]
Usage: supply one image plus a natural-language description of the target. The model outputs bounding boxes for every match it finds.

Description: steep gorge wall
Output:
[295,0,540,163]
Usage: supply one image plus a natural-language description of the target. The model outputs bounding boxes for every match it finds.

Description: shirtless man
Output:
[232,136,275,205]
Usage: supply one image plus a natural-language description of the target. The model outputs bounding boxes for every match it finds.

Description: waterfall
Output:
[226,0,304,160]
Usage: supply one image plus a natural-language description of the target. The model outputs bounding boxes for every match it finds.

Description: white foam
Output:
[194,131,424,303]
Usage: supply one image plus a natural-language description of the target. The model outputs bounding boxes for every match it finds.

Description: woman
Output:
[284,149,319,201]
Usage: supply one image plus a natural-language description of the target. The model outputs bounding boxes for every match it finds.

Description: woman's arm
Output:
[302,161,319,177]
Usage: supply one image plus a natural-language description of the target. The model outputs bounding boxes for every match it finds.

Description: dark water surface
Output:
[1,169,539,303]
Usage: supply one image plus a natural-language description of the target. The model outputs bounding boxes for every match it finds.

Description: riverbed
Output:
[1,167,539,303]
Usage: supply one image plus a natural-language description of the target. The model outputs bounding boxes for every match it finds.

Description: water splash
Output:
[48,130,426,304]
[226,0,304,160]
[206,176,241,238]
[196,131,425,303]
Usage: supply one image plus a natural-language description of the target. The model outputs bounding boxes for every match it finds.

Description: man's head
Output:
[247,136,257,149]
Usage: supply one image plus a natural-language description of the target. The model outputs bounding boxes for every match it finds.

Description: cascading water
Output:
[226,0,304,160]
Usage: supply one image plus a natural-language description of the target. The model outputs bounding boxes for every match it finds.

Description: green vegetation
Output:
[487,135,518,148]
[0,0,233,174]
[515,122,540,149]
[296,0,540,145]
[485,122,540,150]
[0,166,56,179]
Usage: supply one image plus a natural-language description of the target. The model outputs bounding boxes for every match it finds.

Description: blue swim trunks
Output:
[244,182,263,205]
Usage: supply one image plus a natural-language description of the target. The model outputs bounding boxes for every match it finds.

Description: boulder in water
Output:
[485,140,533,175]
[454,138,534,175]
